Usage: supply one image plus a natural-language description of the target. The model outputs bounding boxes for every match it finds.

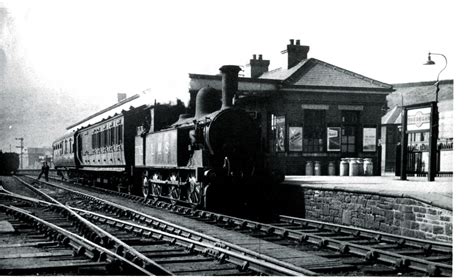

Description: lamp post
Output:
[15,137,24,170]
[423,52,447,181]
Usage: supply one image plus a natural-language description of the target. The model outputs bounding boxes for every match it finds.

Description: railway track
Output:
[1,176,310,276]
[14,174,453,276]
[0,190,148,275]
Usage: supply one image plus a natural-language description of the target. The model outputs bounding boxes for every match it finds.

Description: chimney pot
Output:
[286,39,310,69]
[252,54,256,59]
[258,54,262,60]
[290,39,294,45]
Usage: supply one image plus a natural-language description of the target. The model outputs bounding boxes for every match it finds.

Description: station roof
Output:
[189,57,393,95]
[261,58,392,89]
[387,80,453,108]
[382,80,453,126]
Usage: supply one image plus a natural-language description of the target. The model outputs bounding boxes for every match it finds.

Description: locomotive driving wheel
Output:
[142,177,150,199]
[150,173,163,200]
[186,176,202,208]
[168,174,181,204]
[151,183,162,199]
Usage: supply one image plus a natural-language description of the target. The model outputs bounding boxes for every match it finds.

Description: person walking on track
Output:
[37,161,50,182]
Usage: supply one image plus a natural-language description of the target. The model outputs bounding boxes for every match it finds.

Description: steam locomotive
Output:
[53,65,272,210]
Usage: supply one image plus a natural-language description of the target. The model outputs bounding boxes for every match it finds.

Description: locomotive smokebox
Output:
[219,65,241,109]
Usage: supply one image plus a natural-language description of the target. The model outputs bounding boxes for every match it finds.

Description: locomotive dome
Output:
[195,86,221,118]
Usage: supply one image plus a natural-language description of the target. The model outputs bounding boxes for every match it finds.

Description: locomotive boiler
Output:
[135,65,260,209]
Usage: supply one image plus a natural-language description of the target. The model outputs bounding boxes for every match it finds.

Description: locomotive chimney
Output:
[219,65,241,109]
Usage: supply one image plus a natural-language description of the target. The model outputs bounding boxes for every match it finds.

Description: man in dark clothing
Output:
[37,162,50,182]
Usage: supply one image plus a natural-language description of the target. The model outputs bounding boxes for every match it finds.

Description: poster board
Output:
[289,127,303,151]
[327,127,341,151]
[363,127,377,152]
[275,116,285,152]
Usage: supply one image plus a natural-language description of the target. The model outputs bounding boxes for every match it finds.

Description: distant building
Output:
[23,147,53,169]
[190,39,393,175]
[380,80,453,175]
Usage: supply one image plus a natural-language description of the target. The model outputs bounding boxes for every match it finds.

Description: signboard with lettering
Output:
[407,107,431,132]
[363,127,377,152]
[327,127,341,151]
[289,127,303,151]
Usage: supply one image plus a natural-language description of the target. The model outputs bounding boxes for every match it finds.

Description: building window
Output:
[270,114,286,152]
[341,111,360,153]
[303,110,326,152]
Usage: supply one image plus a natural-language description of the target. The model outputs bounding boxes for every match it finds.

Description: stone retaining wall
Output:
[303,188,452,242]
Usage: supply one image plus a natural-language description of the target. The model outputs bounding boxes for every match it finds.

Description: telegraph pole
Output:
[15,137,24,170]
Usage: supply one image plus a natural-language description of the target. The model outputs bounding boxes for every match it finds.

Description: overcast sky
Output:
[2,0,462,107]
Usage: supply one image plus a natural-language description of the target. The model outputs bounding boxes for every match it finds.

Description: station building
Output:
[189,40,394,175]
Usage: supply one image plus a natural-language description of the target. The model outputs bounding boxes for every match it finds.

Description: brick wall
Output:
[303,188,452,242]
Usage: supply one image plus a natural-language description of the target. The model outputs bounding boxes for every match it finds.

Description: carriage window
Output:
[69,139,72,153]
[98,132,102,148]
[101,131,105,147]
[107,128,111,146]
[118,125,123,144]
[111,127,116,145]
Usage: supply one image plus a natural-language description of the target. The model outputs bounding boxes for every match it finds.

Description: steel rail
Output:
[12,176,174,276]
[27,176,316,276]
[31,175,452,276]
[0,203,153,275]
[74,207,308,276]
[182,210,452,276]
[279,215,452,253]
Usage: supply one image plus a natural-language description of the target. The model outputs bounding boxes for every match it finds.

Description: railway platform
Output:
[280,175,453,242]
[283,175,452,210]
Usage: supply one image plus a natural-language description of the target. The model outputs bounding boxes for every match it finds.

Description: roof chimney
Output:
[249,54,270,78]
[117,93,127,103]
[286,39,309,69]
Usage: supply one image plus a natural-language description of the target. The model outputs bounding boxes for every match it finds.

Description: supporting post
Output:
[400,108,408,180]
[15,137,24,170]
[428,87,439,181]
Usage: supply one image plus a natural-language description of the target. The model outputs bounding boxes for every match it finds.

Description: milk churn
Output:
[314,161,321,176]
[339,159,349,176]
[305,161,314,176]
[357,158,364,175]
[328,161,336,176]
[363,158,373,176]
[349,158,359,176]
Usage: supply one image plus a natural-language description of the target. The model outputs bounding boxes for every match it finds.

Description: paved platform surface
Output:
[284,175,453,210]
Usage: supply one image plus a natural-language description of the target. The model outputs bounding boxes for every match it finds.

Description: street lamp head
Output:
[424,53,435,65]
